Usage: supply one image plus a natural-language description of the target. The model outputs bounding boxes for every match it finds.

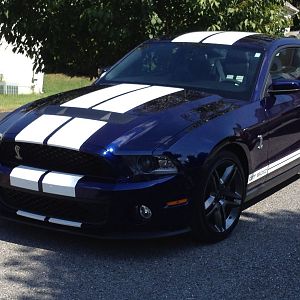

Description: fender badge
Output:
[15,145,23,160]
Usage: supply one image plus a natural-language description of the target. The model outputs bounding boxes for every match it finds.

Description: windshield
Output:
[99,42,264,100]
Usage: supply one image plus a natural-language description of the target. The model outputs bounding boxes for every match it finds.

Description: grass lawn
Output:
[0,74,92,112]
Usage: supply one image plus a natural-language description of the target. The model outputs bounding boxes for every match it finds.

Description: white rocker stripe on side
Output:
[268,149,300,174]
[17,210,46,221]
[10,166,47,191]
[47,118,106,150]
[61,83,149,109]
[15,115,71,144]
[202,32,257,45]
[247,165,269,184]
[48,218,82,228]
[248,149,300,184]
[93,86,183,113]
[42,171,83,197]
[172,31,219,43]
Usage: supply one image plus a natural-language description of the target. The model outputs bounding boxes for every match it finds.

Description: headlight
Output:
[123,155,178,175]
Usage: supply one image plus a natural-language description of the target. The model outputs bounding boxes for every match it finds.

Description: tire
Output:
[191,151,246,243]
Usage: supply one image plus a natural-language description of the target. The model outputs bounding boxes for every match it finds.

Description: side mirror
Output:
[97,66,111,78]
[268,80,300,94]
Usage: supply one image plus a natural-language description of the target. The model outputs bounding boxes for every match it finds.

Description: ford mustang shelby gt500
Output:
[0,31,299,242]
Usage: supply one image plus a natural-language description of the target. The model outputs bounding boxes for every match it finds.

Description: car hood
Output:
[0,84,243,155]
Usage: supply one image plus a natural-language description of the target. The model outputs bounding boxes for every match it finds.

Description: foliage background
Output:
[0,0,294,77]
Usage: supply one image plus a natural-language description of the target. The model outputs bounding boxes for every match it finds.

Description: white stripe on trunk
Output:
[47,118,106,150]
[61,84,149,109]
[93,86,183,113]
[202,32,257,45]
[172,31,220,43]
[15,115,71,144]
[10,165,47,191]
[42,171,83,197]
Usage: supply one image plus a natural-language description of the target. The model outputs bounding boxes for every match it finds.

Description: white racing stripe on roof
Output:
[61,83,149,109]
[42,171,83,197]
[202,32,257,45]
[47,118,106,150]
[10,165,47,191]
[15,115,71,144]
[172,31,220,43]
[93,86,183,113]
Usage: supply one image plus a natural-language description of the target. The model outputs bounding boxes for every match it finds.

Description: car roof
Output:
[153,31,300,50]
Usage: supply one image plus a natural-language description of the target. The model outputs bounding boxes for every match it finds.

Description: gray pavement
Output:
[0,177,299,300]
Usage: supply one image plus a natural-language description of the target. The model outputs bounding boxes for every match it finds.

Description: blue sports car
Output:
[0,31,299,242]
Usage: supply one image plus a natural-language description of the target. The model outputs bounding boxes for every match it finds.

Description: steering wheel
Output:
[220,79,242,86]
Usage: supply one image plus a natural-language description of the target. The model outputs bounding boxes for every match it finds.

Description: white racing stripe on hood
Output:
[61,83,149,109]
[15,115,71,144]
[202,32,257,45]
[42,171,83,197]
[172,31,220,43]
[93,86,183,113]
[10,165,47,191]
[47,118,106,150]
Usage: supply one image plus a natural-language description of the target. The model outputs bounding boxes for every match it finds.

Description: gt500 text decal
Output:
[248,149,300,184]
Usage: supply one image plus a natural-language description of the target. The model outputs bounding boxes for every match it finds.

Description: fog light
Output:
[139,205,152,220]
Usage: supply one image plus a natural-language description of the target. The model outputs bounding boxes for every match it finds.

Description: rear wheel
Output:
[192,151,246,242]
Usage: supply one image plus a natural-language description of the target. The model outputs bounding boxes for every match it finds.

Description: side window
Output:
[270,47,300,81]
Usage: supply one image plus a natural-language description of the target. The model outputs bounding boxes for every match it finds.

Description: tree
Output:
[0,0,288,77]
[148,0,288,35]
[0,1,150,76]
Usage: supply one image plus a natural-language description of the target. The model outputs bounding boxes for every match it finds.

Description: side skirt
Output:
[244,164,300,209]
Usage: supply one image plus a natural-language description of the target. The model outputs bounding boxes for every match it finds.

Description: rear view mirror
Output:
[268,80,300,94]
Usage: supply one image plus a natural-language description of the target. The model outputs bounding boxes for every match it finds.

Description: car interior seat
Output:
[222,49,250,84]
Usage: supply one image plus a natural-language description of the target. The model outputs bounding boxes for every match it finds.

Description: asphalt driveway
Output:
[0,113,299,299]
[0,180,298,299]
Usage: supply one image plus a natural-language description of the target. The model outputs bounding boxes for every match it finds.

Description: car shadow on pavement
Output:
[0,177,299,299]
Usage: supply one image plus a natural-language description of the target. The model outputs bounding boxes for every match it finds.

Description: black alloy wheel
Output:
[192,151,246,242]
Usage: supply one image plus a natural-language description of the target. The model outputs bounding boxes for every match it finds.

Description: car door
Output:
[264,47,300,182]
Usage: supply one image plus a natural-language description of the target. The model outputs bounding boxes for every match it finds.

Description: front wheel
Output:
[191,151,246,243]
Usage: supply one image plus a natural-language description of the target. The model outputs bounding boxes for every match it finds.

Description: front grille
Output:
[0,188,109,225]
[0,142,116,179]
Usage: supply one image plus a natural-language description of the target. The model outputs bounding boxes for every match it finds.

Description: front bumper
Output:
[0,164,192,239]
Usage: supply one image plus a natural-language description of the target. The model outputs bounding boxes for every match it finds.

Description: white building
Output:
[0,38,44,95]
[284,1,300,38]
